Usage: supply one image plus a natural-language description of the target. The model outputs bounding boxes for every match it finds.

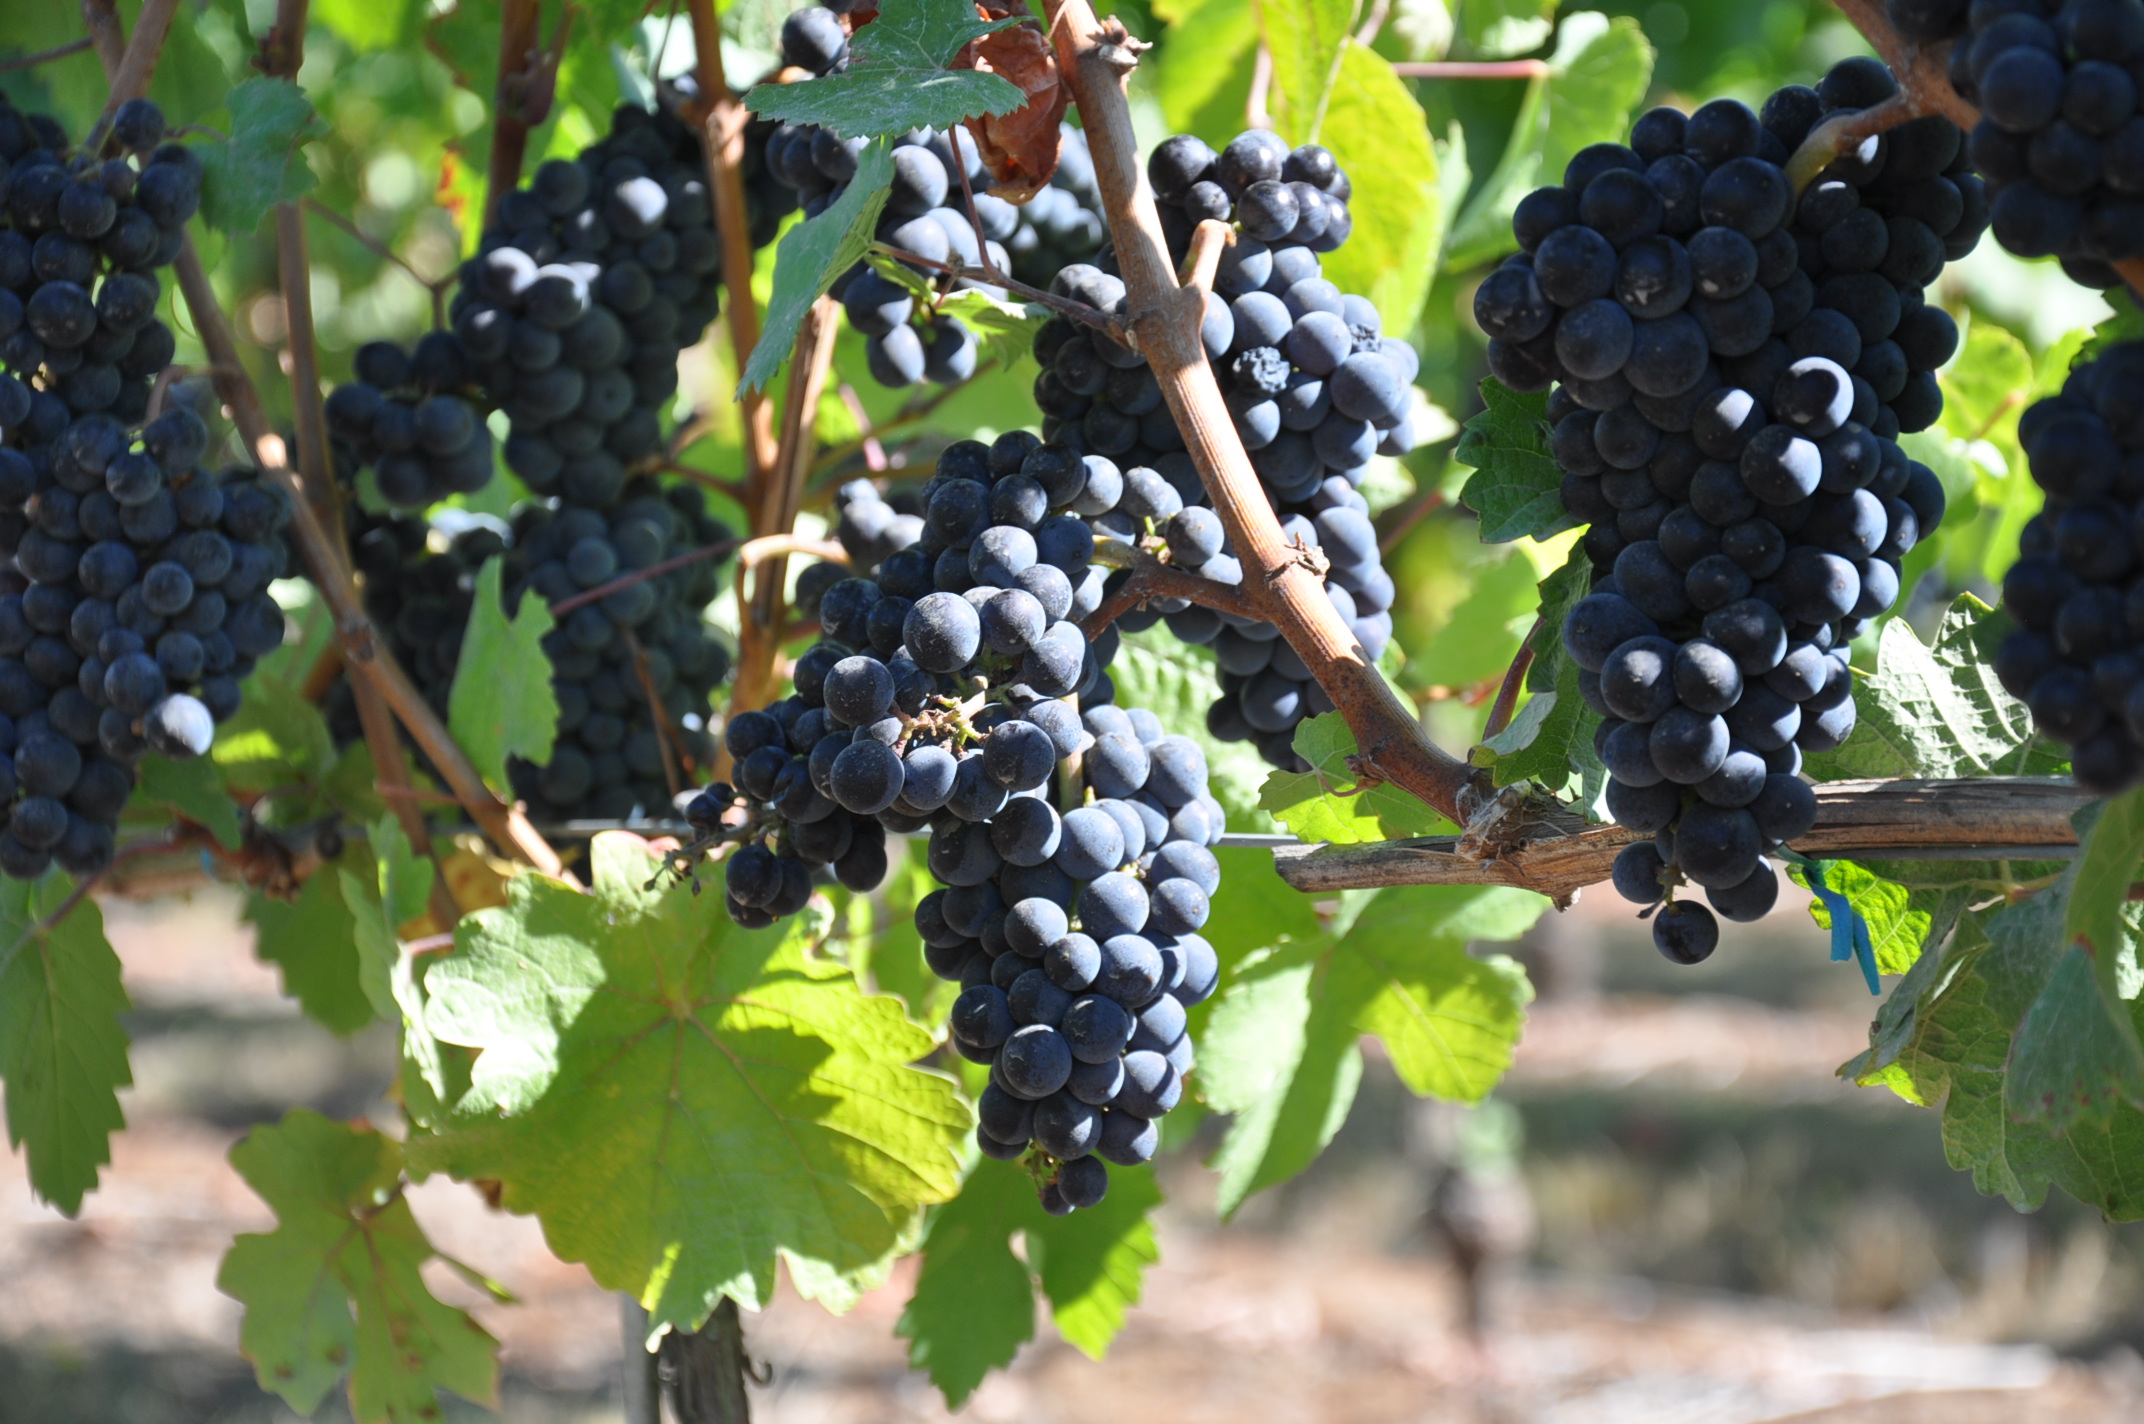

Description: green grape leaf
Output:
[409,835,969,1331]
[197,78,327,235]
[1200,884,1539,1214]
[1443,14,1654,270]
[1260,0,1445,330]
[1294,47,1445,334]
[311,0,430,49]
[1456,379,1565,543]
[338,815,438,1027]
[247,864,374,1037]
[897,1155,1161,1407]
[2067,785,2144,1029]
[1150,0,1261,135]
[1801,594,2066,782]
[218,1110,500,1421]
[1258,712,1456,845]
[743,140,896,394]
[448,557,559,794]
[933,289,1049,369]
[1028,1166,1162,1357]
[745,0,1024,139]
[0,876,129,1215]
[896,1161,1040,1408]
[1459,0,1554,57]
[216,672,337,795]
[134,752,243,849]
[1477,549,1597,790]
[1791,860,1932,977]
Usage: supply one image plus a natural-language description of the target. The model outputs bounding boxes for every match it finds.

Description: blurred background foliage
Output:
[0,0,2101,809]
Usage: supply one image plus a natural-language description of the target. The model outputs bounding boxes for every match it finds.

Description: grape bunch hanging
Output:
[1998,339,2144,792]
[1029,129,1407,770]
[1942,0,2144,284]
[0,95,287,881]
[327,103,747,824]
[682,431,1224,1212]
[761,3,1109,390]
[1479,59,1982,963]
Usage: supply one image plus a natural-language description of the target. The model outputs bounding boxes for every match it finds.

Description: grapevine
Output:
[5,3,2144,1423]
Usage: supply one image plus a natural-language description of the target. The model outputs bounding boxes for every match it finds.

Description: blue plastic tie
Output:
[1791,854,1881,997]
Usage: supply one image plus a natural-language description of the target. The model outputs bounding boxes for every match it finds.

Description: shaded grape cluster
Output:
[343,479,736,824]
[1485,62,1978,960]
[1947,0,2144,282]
[323,337,492,507]
[1997,339,2144,792]
[761,4,1108,389]
[0,97,289,879]
[451,103,725,498]
[793,478,928,627]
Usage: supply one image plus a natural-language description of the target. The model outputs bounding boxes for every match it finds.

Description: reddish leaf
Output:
[955,0,1066,200]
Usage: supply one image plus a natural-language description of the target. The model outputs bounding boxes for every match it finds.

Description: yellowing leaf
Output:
[219,1111,499,1423]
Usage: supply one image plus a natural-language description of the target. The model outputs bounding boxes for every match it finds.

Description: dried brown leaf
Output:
[955,0,1065,201]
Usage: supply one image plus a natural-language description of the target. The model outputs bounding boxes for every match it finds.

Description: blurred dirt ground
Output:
[2,888,2141,1424]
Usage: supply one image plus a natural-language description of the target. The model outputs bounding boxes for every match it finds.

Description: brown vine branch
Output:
[1079,543,1258,638]
[484,0,548,231]
[0,37,93,73]
[728,298,841,728]
[1043,0,1483,826]
[549,538,744,618]
[1391,59,1552,80]
[273,144,464,928]
[82,0,177,155]
[1178,218,1231,294]
[683,0,779,487]
[1480,625,1538,741]
[165,236,566,877]
[1272,779,2094,901]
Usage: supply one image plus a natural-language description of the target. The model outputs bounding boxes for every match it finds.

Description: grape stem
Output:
[871,243,1125,337]
[549,538,746,617]
[729,302,844,723]
[302,198,455,331]
[0,37,94,73]
[1823,0,2144,304]
[1178,219,1231,294]
[483,0,565,232]
[1041,0,1488,829]
[1480,625,1538,741]
[79,0,177,158]
[683,0,782,486]
[1079,541,1259,637]
[1390,60,1552,80]
[266,4,466,927]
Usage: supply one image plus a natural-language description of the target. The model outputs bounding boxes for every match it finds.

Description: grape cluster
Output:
[1946,0,2144,282]
[687,432,1221,1212]
[451,103,724,497]
[1997,339,2144,792]
[930,704,1220,1213]
[1030,129,1408,769]
[323,337,492,507]
[1482,63,1978,959]
[793,478,928,626]
[700,433,1119,909]
[0,97,289,879]
[343,479,736,823]
[761,4,1108,389]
